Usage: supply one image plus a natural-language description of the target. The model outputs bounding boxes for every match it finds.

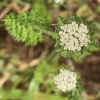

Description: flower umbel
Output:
[53,69,77,92]
[59,22,90,51]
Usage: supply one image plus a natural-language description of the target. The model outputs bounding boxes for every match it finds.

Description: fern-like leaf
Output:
[3,10,50,45]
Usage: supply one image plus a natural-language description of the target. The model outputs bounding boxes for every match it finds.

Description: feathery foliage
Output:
[3,10,50,45]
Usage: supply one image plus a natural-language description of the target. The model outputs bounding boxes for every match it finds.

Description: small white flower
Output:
[71,21,78,31]
[79,23,89,33]
[53,69,77,92]
[58,22,90,51]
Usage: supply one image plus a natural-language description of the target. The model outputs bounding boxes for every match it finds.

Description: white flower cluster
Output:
[53,69,77,92]
[59,22,90,51]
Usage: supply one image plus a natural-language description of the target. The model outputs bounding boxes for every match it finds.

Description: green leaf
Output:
[8,89,26,99]
[26,78,39,100]
[3,9,50,46]
[34,92,68,100]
